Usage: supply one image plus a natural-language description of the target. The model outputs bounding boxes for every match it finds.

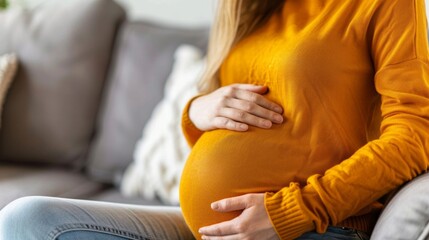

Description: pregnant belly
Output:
[179,128,309,238]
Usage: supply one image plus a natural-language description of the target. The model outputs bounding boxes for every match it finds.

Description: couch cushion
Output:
[86,21,208,183]
[89,188,165,206]
[0,0,125,166]
[371,172,429,239]
[0,164,105,209]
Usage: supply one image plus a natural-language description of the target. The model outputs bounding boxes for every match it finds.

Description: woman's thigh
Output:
[0,196,194,240]
[296,226,370,240]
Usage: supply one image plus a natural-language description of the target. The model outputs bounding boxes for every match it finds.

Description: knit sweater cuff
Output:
[265,183,315,240]
[181,95,205,146]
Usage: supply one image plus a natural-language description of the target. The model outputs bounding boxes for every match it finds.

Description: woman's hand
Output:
[199,194,279,240]
[189,84,284,131]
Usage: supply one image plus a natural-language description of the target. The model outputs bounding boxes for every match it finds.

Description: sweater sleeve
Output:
[181,95,205,147]
[265,0,429,239]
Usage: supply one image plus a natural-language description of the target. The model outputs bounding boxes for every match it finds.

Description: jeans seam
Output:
[47,223,153,240]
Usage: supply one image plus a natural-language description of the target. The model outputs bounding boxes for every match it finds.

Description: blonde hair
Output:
[198,0,284,93]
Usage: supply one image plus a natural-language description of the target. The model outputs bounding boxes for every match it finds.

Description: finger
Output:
[199,219,239,236]
[231,89,283,114]
[201,234,241,240]
[230,84,268,94]
[212,117,249,131]
[211,195,249,212]
[225,98,284,124]
[218,108,273,129]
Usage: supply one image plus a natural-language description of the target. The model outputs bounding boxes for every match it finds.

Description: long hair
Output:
[198,0,284,93]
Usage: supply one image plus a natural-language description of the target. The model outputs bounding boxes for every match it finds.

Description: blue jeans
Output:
[0,196,369,240]
[57,226,370,240]
[296,226,370,240]
[0,196,193,240]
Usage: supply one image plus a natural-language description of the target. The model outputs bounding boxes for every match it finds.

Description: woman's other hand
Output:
[199,193,280,240]
[189,84,284,131]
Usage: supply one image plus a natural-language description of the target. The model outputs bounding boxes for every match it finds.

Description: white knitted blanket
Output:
[0,53,18,126]
[121,45,204,204]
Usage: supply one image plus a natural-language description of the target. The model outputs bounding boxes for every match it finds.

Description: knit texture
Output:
[0,53,18,127]
[180,0,429,239]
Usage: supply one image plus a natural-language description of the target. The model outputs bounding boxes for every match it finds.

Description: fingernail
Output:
[275,106,283,113]
[211,202,219,210]
[274,115,283,123]
[263,121,272,128]
[240,124,248,130]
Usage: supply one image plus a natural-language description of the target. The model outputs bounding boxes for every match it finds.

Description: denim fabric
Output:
[57,227,370,240]
[0,196,371,240]
[0,196,194,240]
[296,226,370,240]
[57,231,131,240]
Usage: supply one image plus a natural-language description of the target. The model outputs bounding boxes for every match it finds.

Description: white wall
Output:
[9,0,217,27]
[115,0,216,27]
[8,0,429,28]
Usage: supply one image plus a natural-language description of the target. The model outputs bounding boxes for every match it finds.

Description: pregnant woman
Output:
[180,0,429,239]
[0,0,428,240]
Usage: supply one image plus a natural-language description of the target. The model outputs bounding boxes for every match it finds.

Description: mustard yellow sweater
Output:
[180,0,429,239]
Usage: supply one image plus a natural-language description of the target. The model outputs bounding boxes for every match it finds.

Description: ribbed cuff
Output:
[265,183,315,240]
[181,95,205,146]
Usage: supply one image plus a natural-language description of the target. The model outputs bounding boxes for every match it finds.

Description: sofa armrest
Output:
[372,172,429,240]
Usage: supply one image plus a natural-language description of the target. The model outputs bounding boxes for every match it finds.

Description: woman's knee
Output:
[0,196,69,240]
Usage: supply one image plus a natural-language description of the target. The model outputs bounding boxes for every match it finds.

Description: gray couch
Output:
[0,0,207,207]
[0,0,428,239]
